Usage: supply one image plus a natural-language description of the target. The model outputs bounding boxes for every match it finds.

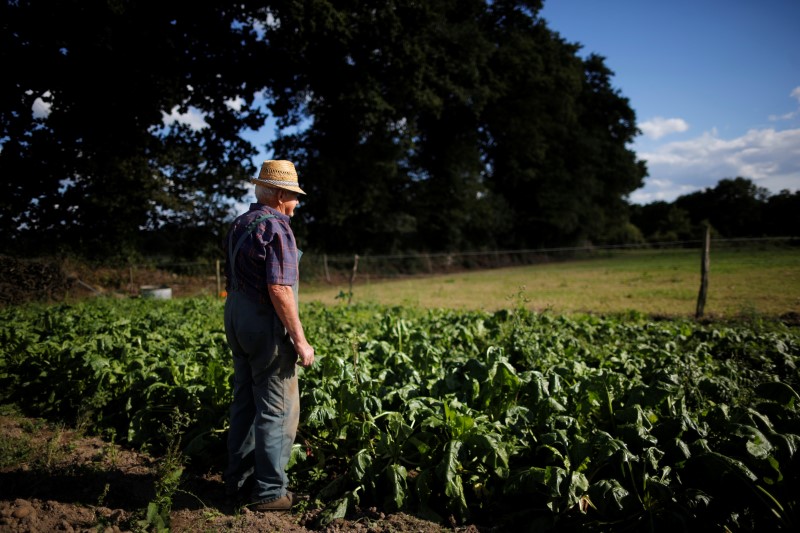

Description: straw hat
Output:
[251,160,306,195]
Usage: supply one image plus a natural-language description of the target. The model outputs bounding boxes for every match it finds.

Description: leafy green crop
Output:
[0,298,231,456]
[1,299,798,531]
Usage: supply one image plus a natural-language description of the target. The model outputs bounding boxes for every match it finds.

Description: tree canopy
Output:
[2,0,647,259]
[2,0,267,258]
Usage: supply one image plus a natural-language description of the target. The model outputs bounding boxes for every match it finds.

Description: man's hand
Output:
[267,283,315,368]
[294,339,315,367]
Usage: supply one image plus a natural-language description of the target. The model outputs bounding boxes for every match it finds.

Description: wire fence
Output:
[1,236,795,305]
[123,236,797,291]
[298,236,798,283]
[0,237,800,305]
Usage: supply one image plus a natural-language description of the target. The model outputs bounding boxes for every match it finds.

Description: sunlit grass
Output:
[302,247,800,318]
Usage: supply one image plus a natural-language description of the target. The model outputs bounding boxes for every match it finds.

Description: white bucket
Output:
[140,285,172,300]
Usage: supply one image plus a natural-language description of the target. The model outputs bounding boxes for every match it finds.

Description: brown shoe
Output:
[248,492,296,512]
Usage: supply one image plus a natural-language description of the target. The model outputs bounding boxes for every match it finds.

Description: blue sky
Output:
[539,0,800,203]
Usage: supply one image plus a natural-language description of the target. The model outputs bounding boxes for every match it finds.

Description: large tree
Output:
[266,0,501,253]
[267,0,646,252]
[1,0,267,258]
[3,0,646,258]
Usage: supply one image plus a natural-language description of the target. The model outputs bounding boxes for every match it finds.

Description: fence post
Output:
[216,260,221,297]
[695,225,710,319]
[348,254,359,305]
[323,253,331,283]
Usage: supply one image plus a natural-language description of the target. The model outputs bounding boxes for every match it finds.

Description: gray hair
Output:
[255,184,279,203]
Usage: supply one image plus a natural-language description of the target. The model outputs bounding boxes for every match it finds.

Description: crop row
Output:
[1,298,798,530]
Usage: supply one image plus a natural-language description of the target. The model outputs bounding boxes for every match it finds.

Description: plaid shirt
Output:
[224,203,299,303]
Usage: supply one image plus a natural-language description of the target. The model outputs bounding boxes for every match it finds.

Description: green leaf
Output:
[537,443,568,469]
[699,451,759,482]
[588,479,629,514]
[767,431,800,461]
[287,443,307,470]
[317,475,347,501]
[350,449,373,482]
[466,433,510,478]
[436,440,468,519]
[763,455,783,485]
[731,424,774,460]
[318,492,355,526]
[444,402,474,439]
[755,381,800,408]
[568,471,589,502]
[385,463,408,510]
[508,465,569,499]
[668,438,692,461]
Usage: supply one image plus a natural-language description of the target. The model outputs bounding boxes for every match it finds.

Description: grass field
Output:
[303,246,800,318]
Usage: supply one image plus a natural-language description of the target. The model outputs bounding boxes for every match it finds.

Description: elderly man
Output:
[223,159,315,511]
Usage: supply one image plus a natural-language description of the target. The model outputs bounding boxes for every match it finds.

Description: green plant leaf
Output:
[385,463,408,510]
[437,440,468,519]
[755,382,800,408]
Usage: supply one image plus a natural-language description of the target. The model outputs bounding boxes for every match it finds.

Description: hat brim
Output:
[250,177,306,195]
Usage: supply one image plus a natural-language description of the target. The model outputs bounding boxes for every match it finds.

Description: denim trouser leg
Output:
[252,368,300,500]
[224,354,256,495]
[223,292,300,502]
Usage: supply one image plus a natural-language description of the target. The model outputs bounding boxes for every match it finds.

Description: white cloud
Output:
[631,127,800,203]
[161,105,208,131]
[225,96,244,112]
[31,90,53,119]
[770,86,800,121]
[629,180,699,204]
[769,111,797,121]
[639,117,689,140]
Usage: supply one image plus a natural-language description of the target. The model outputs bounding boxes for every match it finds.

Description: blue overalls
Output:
[223,213,301,504]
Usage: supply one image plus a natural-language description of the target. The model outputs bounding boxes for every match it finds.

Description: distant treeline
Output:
[630,177,800,243]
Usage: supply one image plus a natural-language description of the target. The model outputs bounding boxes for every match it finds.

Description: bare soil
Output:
[0,412,487,533]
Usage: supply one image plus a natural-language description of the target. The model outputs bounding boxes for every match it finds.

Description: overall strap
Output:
[228,214,277,290]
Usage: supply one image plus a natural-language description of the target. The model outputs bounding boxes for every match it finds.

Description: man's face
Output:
[282,191,301,217]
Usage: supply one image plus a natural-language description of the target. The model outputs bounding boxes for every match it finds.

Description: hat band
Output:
[253,177,300,188]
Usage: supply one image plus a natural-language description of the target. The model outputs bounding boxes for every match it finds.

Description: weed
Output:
[103,428,119,467]
[0,433,33,469]
[335,289,354,305]
[42,425,66,469]
[136,410,190,533]
[0,403,21,417]
[201,506,224,522]
[505,284,531,309]
[20,417,46,434]
[97,482,111,506]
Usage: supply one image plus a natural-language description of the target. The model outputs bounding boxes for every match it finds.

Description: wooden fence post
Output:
[216,260,221,297]
[695,225,710,319]
[348,254,359,305]
[323,253,331,283]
